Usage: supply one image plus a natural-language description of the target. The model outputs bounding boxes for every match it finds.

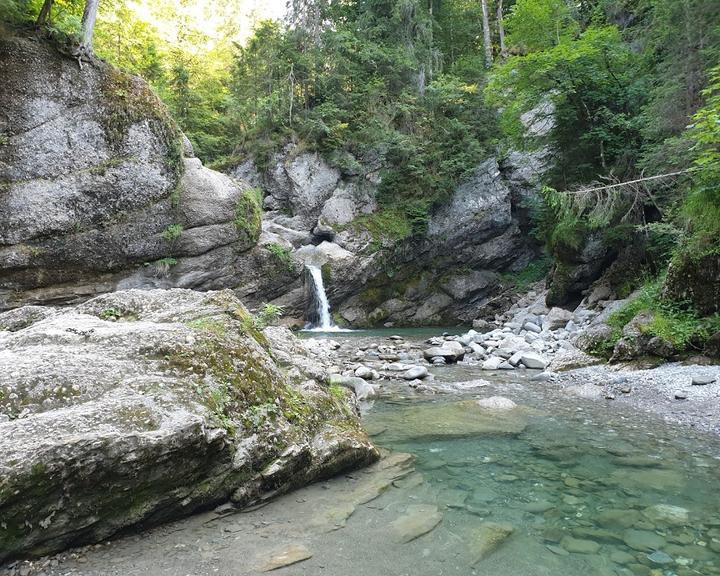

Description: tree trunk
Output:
[497,0,506,58]
[35,0,54,26]
[480,0,493,68]
[80,0,100,50]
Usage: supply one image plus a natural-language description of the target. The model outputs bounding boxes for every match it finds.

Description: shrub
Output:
[161,224,183,242]
[254,303,284,329]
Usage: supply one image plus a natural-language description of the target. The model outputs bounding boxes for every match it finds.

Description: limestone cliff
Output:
[0,34,262,309]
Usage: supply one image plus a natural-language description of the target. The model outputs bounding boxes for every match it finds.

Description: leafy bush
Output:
[599,276,720,354]
[254,303,284,329]
[266,243,294,271]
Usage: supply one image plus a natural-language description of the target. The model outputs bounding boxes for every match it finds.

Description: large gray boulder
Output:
[0,289,378,561]
[0,35,262,310]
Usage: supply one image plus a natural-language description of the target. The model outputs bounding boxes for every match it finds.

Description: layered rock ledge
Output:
[0,289,378,562]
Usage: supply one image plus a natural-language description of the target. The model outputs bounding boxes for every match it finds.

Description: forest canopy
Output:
[2,0,720,274]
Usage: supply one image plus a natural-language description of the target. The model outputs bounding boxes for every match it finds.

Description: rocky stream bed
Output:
[2,321,719,576]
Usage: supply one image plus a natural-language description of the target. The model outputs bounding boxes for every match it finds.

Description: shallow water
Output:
[18,332,720,576]
[298,326,469,339]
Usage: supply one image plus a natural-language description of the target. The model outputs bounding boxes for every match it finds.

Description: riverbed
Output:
[4,331,720,576]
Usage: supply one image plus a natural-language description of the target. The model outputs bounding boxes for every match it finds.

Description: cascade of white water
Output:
[306,264,334,330]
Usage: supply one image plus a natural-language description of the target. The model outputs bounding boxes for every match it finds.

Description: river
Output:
[18,330,720,576]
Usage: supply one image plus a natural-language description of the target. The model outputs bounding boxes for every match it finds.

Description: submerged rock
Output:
[0,289,378,562]
[369,400,529,443]
[257,544,313,572]
[469,522,514,563]
[389,504,443,543]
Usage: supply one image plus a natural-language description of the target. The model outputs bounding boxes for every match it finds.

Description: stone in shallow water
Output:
[646,550,673,565]
[403,366,429,380]
[521,500,554,513]
[546,544,569,556]
[469,522,514,563]
[623,529,667,551]
[390,504,443,543]
[692,375,716,385]
[475,396,517,411]
[609,549,635,564]
[642,504,689,526]
[560,536,601,554]
[609,468,685,491]
[368,400,529,443]
[257,544,313,572]
[595,509,641,529]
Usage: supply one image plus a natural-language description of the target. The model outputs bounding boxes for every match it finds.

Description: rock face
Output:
[0,288,378,561]
[229,150,541,326]
[663,251,720,316]
[0,35,264,310]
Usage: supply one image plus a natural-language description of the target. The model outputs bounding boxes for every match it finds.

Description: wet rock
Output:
[595,509,641,529]
[521,501,554,513]
[642,504,689,526]
[369,400,529,443]
[475,396,517,411]
[390,504,443,543]
[469,522,514,563]
[328,374,377,400]
[560,536,601,554]
[609,549,635,564]
[257,544,313,572]
[402,366,429,380]
[674,390,688,400]
[482,357,504,370]
[623,529,667,551]
[422,344,465,363]
[646,550,673,565]
[354,366,374,380]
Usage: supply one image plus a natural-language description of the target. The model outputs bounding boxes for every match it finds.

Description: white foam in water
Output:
[303,265,353,332]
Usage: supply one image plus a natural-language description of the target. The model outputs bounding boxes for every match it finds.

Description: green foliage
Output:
[234,187,263,242]
[266,243,294,271]
[186,318,228,336]
[99,308,122,321]
[505,0,579,53]
[254,303,284,329]
[595,276,720,355]
[228,3,498,227]
[500,256,552,291]
[161,224,183,242]
[488,25,645,186]
[679,66,720,255]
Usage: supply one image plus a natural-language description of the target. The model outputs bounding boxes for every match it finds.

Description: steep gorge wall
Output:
[0,34,544,326]
[0,35,264,309]
[228,147,545,326]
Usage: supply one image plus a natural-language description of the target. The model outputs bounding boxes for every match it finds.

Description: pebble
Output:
[674,391,688,400]
[646,550,673,565]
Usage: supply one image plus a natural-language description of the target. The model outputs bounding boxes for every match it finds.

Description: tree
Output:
[497,0,506,58]
[480,0,493,67]
[80,0,99,49]
[35,0,54,26]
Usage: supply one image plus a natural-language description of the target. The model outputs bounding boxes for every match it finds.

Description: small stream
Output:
[22,330,720,576]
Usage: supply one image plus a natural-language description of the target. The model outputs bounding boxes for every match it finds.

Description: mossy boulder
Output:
[663,251,720,316]
[0,289,377,562]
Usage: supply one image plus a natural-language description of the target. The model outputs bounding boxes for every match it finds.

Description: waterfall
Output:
[306,264,337,331]
[305,264,343,331]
